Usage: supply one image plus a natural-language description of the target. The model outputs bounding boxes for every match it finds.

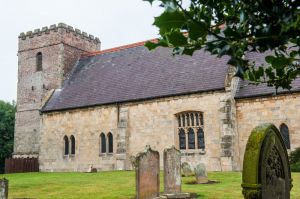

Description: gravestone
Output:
[164,146,181,193]
[242,123,292,199]
[87,165,97,173]
[194,163,208,184]
[0,178,8,199]
[181,162,193,177]
[135,146,160,199]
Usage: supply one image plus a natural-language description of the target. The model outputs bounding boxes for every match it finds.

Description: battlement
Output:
[19,23,100,44]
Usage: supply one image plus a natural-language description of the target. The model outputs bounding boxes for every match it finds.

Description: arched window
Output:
[280,123,291,149]
[177,111,204,150]
[100,133,106,153]
[188,128,195,149]
[197,128,205,149]
[36,52,43,71]
[63,136,69,155]
[70,135,75,155]
[108,132,113,153]
[179,128,186,150]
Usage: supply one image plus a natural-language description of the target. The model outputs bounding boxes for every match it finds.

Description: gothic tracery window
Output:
[280,123,291,149]
[177,111,205,150]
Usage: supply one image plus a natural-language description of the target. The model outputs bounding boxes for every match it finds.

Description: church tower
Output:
[14,23,100,158]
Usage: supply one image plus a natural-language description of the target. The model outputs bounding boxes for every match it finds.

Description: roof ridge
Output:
[80,38,158,58]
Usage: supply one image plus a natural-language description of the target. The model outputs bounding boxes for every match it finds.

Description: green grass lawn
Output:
[0,171,299,199]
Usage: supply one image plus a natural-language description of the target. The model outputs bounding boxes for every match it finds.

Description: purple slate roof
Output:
[42,45,229,112]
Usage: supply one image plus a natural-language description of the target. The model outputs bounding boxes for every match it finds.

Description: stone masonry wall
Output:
[39,91,229,172]
[14,23,100,156]
[236,93,300,168]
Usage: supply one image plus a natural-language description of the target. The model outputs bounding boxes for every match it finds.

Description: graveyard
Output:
[0,171,299,198]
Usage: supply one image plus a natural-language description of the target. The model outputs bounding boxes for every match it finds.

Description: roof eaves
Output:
[235,89,300,100]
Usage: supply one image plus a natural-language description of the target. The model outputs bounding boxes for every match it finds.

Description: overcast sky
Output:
[0,0,163,102]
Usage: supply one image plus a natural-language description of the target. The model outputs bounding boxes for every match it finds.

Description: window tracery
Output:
[177,111,205,150]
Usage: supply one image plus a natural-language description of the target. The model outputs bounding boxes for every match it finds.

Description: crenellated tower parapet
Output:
[18,23,100,52]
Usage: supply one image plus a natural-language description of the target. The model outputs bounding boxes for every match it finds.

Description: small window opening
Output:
[70,135,76,155]
[36,52,43,71]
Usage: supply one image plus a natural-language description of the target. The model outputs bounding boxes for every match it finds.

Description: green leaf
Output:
[153,10,186,34]
[271,57,291,69]
[144,39,168,50]
[166,30,188,46]
[182,47,196,56]
[187,21,207,40]
[265,56,275,63]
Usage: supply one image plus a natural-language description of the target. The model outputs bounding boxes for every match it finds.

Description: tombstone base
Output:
[159,193,191,199]
[195,177,209,184]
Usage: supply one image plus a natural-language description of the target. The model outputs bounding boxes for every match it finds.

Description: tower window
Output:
[36,52,43,71]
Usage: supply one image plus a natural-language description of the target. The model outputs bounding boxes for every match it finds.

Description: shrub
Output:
[290,162,300,172]
[289,147,300,164]
[289,147,300,172]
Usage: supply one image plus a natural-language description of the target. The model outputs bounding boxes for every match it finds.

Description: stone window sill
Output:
[99,153,114,157]
[63,154,76,159]
[180,149,206,156]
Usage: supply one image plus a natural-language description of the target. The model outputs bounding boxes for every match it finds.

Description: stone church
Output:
[13,23,300,172]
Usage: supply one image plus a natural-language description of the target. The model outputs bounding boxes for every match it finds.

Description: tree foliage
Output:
[0,100,15,173]
[144,0,300,90]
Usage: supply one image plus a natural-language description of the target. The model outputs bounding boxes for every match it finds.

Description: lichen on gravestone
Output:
[181,162,193,177]
[135,146,160,199]
[194,163,208,184]
[242,123,292,199]
[164,146,181,194]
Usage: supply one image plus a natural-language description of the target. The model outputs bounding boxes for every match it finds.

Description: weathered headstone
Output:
[181,162,193,177]
[164,146,181,193]
[194,163,208,184]
[0,178,8,199]
[242,123,292,199]
[87,165,97,173]
[135,146,160,199]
